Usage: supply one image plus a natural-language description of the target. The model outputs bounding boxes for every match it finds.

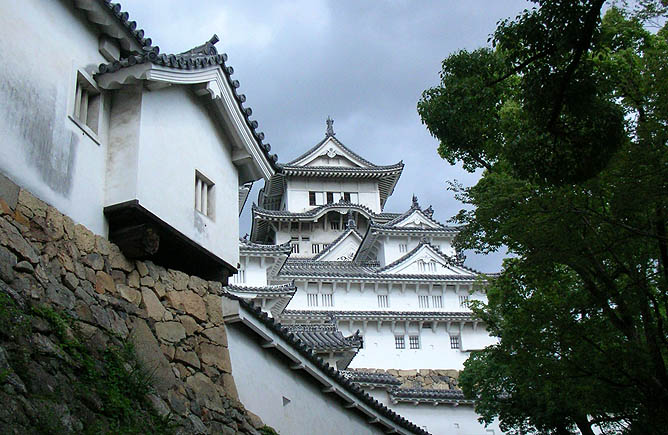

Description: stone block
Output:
[208,280,222,295]
[188,275,207,296]
[95,271,115,294]
[18,189,47,217]
[168,269,189,291]
[199,343,232,373]
[0,173,19,209]
[45,207,65,240]
[14,260,34,274]
[117,284,141,305]
[179,314,201,336]
[160,343,175,360]
[127,270,140,288]
[46,283,75,310]
[156,321,186,343]
[220,373,239,402]
[62,272,79,291]
[0,217,39,263]
[175,348,201,369]
[202,326,227,347]
[94,235,111,256]
[154,281,167,298]
[166,290,206,321]
[62,216,75,240]
[140,275,155,287]
[0,245,17,283]
[129,317,176,395]
[109,250,134,272]
[82,253,104,271]
[136,261,149,277]
[205,294,223,325]
[73,224,95,253]
[397,369,418,377]
[186,372,224,413]
[142,287,166,321]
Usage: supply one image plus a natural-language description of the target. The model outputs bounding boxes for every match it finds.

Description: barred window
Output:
[409,335,420,349]
[432,295,443,308]
[307,293,318,307]
[399,244,408,253]
[418,295,429,308]
[312,243,321,254]
[459,295,470,308]
[195,172,215,218]
[450,335,460,349]
[378,295,389,308]
[321,294,333,307]
[395,335,405,349]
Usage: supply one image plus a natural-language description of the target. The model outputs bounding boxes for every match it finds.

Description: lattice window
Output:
[459,295,470,308]
[311,243,321,254]
[231,269,245,284]
[395,335,405,349]
[409,335,420,349]
[450,335,460,349]
[418,295,429,308]
[195,172,214,218]
[399,244,408,253]
[432,295,443,308]
[321,294,333,307]
[377,294,389,308]
[307,293,318,307]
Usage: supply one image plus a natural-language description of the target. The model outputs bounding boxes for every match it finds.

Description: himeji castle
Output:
[228,119,502,435]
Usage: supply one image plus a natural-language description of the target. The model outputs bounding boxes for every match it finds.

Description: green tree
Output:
[418,1,668,433]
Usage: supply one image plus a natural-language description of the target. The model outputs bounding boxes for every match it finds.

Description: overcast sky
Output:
[122,0,530,272]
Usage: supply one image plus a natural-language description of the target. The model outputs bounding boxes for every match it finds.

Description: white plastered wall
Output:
[227,324,384,435]
[0,0,111,235]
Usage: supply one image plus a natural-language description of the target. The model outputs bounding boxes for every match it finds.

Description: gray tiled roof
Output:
[389,388,473,405]
[252,201,395,223]
[340,370,402,387]
[239,238,292,254]
[91,1,155,50]
[374,239,479,275]
[95,35,280,171]
[279,259,478,281]
[226,283,296,296]
[280,310,475,322]
[287,136,380,168]
[312,228,363,260]
[285,324,362,351]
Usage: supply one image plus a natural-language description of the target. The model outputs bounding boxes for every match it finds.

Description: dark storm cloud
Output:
[122,0,530,271]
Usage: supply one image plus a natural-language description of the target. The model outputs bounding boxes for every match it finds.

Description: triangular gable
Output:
[289,137,370,169]
[391,209,443,229]
[315,229,363,261]
[378,243,475,276]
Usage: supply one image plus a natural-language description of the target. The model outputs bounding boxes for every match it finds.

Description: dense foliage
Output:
[418,1,668,433]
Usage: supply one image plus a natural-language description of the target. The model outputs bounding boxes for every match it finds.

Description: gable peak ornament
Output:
[325,116,335,137]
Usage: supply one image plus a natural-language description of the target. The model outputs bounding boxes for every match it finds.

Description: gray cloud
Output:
[122,0,529,271]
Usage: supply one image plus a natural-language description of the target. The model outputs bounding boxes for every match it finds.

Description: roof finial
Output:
[412,194,420,210]
[326,116,335,137]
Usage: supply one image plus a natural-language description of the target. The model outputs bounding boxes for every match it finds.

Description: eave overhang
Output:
[280,310,477,324]
[389,389,474,406]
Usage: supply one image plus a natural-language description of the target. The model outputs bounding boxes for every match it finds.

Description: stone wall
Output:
[352,368,461,390]
[0,178,267,434]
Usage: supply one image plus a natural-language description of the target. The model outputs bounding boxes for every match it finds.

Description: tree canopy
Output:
[418,1,668,433]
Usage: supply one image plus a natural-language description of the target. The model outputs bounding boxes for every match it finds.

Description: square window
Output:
[418,295,429,308]
[195,172,215,218]
[72,71,101,137]
[378,295,389,308]
[409,335,420,349]
[395,335,405,349]
[450,335,460,349]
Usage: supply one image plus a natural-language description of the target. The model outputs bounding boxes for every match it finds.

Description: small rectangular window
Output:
[450,335,460,349]
[409,335,420,349]
[232,269,245,284]
[330,221,340,230]
[432,295,443,308]
[307,293,319,307]
[349,192,359,203]
[343,192,351,202]
[395,335,405,349]
[378,295,389,308]
[399,244,408,253]
[332,192,341,203]
[312,243,321,254]
[309,191,317,206]
[418,295,429,308]
[315,192,324,205]
[459,295,470,308]
[291,237,300,254]
[72,71,101,136]
[195,172,214,218]
[321,294,333,307]
[326,192,334,204]
[291,222,299,231]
